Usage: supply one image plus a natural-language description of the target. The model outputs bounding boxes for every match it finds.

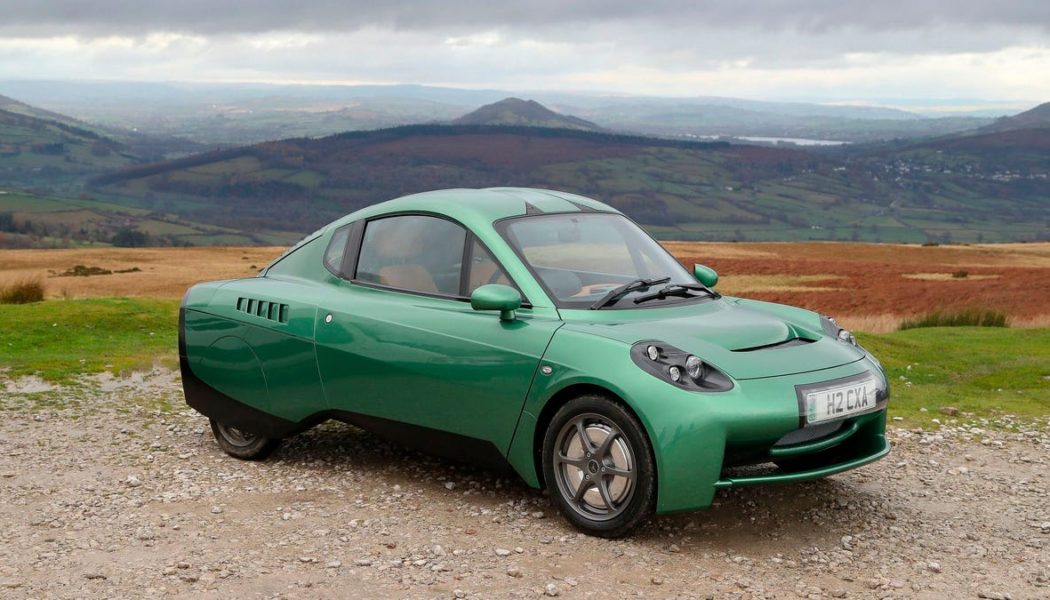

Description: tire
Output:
[541,394,656,538]
[209,419,281,460]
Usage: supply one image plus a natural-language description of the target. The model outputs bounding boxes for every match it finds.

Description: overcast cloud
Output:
[1,1,1049,102]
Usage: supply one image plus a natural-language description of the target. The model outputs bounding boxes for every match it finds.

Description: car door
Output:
[314,214,563,452]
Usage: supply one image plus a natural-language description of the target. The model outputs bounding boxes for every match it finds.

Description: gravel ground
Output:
[1,370,1048,600]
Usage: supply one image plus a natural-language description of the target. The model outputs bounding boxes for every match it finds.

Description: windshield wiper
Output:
[589,277,670,310]
[632,283,720,305]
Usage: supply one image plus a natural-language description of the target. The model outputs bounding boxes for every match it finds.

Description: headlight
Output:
[630,341,733,392]
[668,366,682,382]
[685,355,703,379]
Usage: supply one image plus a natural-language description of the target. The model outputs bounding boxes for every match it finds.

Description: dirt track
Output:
[1,371,1048,599]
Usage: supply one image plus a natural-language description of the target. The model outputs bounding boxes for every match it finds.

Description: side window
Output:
[467,239,511,294]
[323,225,351,275]
[356,215,466,296]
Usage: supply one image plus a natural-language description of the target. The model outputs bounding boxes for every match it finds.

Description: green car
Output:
[180,187,889,537]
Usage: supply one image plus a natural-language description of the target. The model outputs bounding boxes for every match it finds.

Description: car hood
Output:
[559,298,866,380]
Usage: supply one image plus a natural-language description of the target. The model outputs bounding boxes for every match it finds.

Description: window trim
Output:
[339,211,530,306]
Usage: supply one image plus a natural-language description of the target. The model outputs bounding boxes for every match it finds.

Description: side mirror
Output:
[693,264,719,288]
[470,284,522,321]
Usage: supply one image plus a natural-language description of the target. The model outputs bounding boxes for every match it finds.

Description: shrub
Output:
[952,270,969,279]
[899,309,1007,330]
[0,278,45,304]
[58,264,112,277]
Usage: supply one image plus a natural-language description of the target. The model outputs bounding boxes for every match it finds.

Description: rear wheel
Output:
[542,395,656,538]
[209,419,280,460]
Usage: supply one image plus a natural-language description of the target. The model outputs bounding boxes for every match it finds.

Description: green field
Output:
[0,298,179,382]
[2,298,1047,428]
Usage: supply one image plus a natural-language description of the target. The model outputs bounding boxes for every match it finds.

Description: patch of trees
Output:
[111,228,151,247]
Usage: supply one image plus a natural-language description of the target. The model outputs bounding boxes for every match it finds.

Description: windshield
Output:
[498,213,699,309]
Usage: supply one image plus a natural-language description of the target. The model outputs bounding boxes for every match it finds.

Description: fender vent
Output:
[236,297,289,323]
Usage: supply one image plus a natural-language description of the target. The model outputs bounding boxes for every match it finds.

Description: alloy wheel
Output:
[552,412,636,521]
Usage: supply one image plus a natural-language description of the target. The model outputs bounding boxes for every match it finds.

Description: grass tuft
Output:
[899,308,1007,330]
[0,277,45,304]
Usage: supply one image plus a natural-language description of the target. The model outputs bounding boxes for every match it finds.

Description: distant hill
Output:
[452,98,603,131]
[0,93,90,125]
[978,101,1050,134]
[90,124,1050,243]
[0,99,135,188]
[2,91,201,159]
[0,188,298,248]
[0,94,203,190]
[875,111,1050,172]
[1,80,995,145]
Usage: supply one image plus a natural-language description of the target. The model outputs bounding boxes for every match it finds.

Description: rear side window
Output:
[355,215,466,296]
[323,225,351,275]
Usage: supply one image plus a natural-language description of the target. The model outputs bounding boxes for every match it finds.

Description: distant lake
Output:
[735,136,850,146]
[682,134,850,146]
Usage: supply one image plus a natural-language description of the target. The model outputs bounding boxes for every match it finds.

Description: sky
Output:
[1,1,1049,105]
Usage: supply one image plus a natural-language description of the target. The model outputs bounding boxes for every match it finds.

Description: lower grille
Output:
[773,420,845,447]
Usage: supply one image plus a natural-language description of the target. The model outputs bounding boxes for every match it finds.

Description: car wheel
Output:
[542,395,656,538]
[209,419,280,460]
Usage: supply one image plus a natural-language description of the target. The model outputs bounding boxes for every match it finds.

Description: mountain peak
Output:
[451,97,602,131]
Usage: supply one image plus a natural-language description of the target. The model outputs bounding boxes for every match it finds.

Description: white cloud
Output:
[0,2,1047,100]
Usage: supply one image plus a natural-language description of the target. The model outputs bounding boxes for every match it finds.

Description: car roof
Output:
[328,187,621,232]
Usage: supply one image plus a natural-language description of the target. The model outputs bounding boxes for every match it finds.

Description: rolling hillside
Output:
[0,188,299,248]
[977,101,1050,134]
[0,99,135,189]
[91,124,1050,243]
[0,94,205,194]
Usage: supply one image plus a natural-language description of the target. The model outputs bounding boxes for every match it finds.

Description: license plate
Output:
[804,376,878,424]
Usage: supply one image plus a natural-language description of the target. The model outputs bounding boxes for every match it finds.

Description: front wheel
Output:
[542,395,656,538]
[209,419,280,460]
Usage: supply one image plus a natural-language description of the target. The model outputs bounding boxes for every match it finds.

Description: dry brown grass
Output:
[0,276,45,304]
[718,274,843,294]
[901,272,1001,281]
[0,247,283,299]
[834,314,904,334]
[675,241,1050,269]
[661,242,779,261]
[2,242,1049,331]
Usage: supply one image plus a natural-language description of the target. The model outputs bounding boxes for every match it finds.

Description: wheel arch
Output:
[530,382,657,494]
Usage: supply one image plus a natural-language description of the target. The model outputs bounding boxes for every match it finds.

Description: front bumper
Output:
[509,330,891,515]
[646,358,891,514]
[715,410,889,489]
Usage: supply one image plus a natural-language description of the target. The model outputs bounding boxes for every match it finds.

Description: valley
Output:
[0,85,1047,247]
